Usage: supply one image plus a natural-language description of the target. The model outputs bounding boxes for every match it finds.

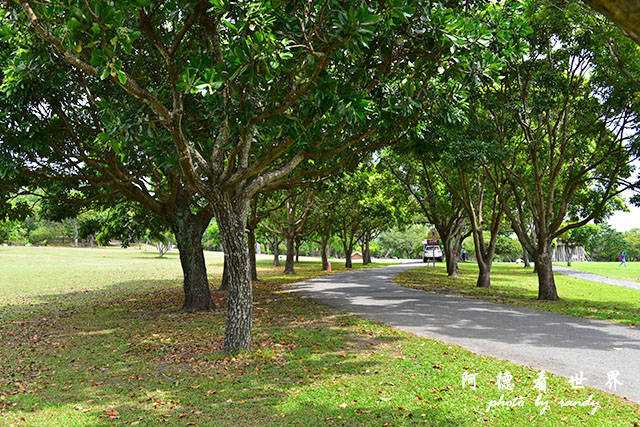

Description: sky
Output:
[609,203,640,232]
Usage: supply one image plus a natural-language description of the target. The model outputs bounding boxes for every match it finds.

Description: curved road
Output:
[289,262,640,403]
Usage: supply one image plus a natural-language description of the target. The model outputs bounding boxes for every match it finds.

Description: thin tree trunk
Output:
[283,234,296,274]
[361,237,367,265]
[453,233,464,263]
[443,234,458,277]
[320,236,329,270]
[214,196,253,353]
[247,226,258,281]
[470,222,499,288]
[295,239,301,263]
[535,251,559,300]
[523,248,531,268]
[273,235,281,266]
[72,218,78,248]
[364,234,372,264]
[343,241,353,268]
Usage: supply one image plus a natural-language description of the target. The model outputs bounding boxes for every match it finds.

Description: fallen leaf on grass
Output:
[99,410,120,420]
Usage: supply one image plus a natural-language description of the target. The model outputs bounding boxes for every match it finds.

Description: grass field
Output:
[396,263,640,326]
[556,261,640,283]
[1,248,639,426]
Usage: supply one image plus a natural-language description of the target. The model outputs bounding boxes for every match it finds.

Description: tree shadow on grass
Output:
[0,278,468,427]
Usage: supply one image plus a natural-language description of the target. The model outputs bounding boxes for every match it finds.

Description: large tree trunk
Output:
[213,196,253,353]
[171,207,214,311]
[283,234,296,274]
[535,251,560,300]
[247,226,258,281]
[476,261,491,288]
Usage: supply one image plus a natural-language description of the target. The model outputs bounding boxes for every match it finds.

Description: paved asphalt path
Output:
[553,265,640,291]
[289,262,640,403]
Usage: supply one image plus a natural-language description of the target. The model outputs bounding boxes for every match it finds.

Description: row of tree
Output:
[1,0,638,352]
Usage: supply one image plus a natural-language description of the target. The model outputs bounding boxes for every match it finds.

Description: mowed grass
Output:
[396,263,640,326]
[0,248,638,426]
[0,246,207,310]
[555,261,640,283]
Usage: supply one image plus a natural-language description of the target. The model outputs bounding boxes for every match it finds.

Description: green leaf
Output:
[99,66,110,80]
[117,71,127,85]
[67,17,81,31]
[222,20,238,32]
[91,49,103,67]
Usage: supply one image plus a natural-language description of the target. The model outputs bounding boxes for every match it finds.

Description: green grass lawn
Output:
[396,263,640,326]
[555,261,640,283]
[1,248,638,426]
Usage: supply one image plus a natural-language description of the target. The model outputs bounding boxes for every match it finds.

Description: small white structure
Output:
[552,241,591,262]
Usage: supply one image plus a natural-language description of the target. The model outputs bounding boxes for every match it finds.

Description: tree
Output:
[483,0,640,299]
[384,150,467,277]
[332,165,395,268]
[0,17,216,310]
[494,234,522,262]
[358,168,409,264]
[6,1,515,352]
[261,189,312,275]
[246,192,300,281]
[438,161,504,287]
[425,115,507,287]
[577,223,626,261]
[376,224,429,259]
[624,229,640,261]
[306,182,342,271]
